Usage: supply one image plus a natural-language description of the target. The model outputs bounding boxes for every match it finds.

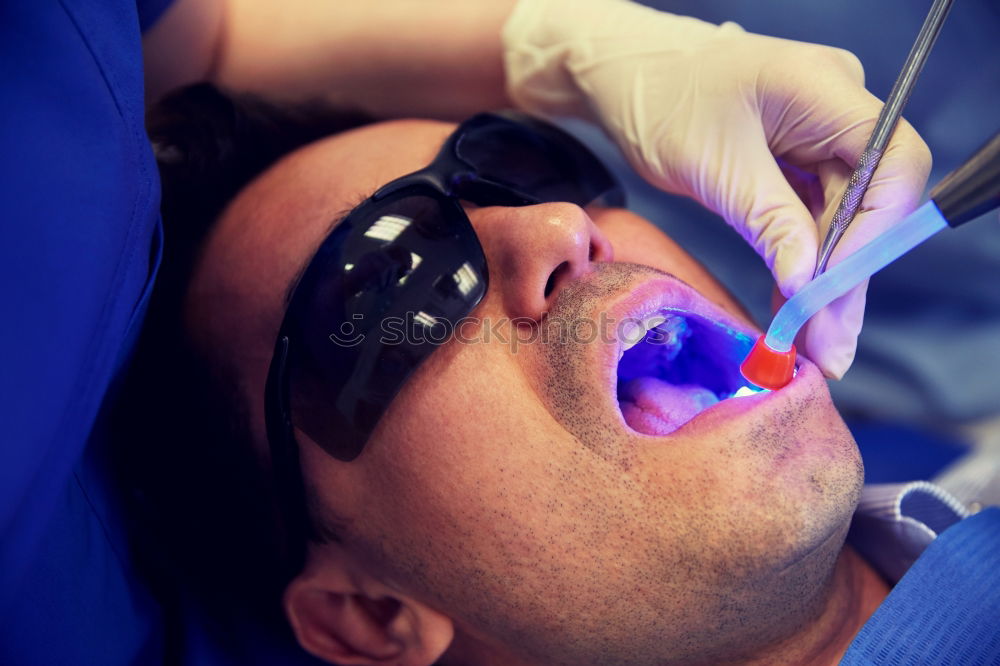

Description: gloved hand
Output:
[503,0,932,379]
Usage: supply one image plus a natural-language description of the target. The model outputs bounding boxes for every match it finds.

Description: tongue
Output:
[619,377,719,436]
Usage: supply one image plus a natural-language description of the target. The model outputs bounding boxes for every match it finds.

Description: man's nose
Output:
[471,203,613,322]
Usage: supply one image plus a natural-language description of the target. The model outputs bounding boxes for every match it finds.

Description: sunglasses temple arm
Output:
[265,335,309,574]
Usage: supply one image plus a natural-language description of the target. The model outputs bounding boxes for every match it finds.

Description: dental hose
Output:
[741,130,1000,390]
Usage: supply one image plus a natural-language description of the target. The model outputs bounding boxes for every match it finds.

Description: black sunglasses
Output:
[264,111,622,559]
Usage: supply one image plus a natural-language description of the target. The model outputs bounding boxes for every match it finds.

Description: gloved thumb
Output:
[797,280,867,380]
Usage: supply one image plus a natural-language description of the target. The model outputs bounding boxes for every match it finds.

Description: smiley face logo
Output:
[328,314,365,347]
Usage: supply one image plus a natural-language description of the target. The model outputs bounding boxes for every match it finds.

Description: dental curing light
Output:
[741,130,1000,390]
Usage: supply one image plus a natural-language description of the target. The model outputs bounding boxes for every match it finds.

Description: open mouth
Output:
[616,309,765,436]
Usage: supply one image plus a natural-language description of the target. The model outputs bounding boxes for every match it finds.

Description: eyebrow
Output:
[282,209,353,305]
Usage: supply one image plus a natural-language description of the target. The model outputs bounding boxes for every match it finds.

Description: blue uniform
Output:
[0,1,171,663]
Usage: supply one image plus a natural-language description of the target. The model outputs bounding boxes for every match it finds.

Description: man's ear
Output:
[284,550,454,666]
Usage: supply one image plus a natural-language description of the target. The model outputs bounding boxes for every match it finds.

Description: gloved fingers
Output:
[771,62,931,190]
[801,136,930,251]
[758,42,870,162]
[777,158,826,220]
[721,131,822,300]
[820,121,932,261]
[814,157,852,237]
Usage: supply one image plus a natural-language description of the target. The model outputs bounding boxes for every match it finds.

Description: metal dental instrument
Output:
[813,0,954,278]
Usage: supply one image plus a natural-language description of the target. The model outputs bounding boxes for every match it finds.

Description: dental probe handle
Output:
[813,0,955,278]
[930,130,1000,227]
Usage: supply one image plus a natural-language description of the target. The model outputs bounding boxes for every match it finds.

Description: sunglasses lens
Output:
[285,191,487,461]
[454,114,621,206]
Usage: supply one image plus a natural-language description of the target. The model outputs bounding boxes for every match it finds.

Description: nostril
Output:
[544,261,571,298]
[589,234,613,262]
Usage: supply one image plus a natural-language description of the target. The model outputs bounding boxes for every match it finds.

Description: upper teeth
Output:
[621,313,669,352]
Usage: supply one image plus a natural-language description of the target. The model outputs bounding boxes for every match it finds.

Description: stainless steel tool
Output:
[813,0,954,277]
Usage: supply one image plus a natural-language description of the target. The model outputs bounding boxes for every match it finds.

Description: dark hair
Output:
[112,84,371,655]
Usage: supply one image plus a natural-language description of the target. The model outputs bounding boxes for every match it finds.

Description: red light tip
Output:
[740,335,796,390]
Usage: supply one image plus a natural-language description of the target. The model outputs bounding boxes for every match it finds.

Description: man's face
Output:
[191,119,863,665]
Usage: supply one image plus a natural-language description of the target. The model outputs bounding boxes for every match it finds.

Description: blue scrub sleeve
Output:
[1,0,172,663]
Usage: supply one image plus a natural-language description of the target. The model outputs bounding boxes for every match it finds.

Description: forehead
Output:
[215,117,456,305]
[199,120,456,298]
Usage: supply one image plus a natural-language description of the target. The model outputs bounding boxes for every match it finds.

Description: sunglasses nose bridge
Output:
[371,164,477,201]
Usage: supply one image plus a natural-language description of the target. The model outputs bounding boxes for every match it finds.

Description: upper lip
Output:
[603,273,759,361]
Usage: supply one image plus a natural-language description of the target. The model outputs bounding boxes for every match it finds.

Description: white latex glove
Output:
[503,0,931,379]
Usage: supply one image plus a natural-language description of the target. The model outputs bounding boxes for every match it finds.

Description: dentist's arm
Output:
[143,0,514,119]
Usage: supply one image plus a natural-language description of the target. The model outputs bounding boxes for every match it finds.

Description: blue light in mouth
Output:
[617,309,768,402]
[733,385,768,397]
